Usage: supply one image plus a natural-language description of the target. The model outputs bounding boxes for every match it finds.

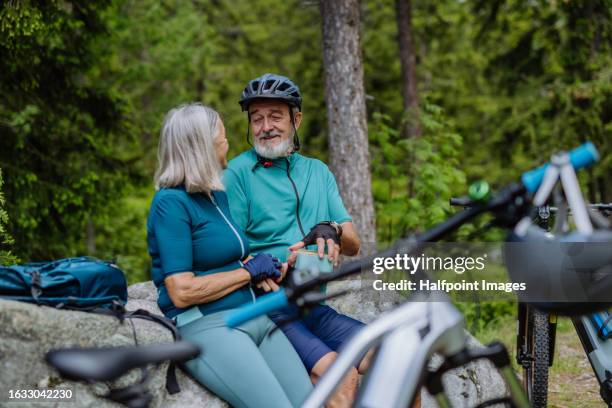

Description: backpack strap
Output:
[165,362,181,395]
[29,271,43,301]
[55,298,126,321]
[124,309,182,394]
[124,309,180,341]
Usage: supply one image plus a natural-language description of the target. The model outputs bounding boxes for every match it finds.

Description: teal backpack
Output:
[0,257,127,311]
[0,256,184,394]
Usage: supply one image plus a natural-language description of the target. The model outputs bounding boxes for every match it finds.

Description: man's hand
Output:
[289,222,342,265]
[255,262,288,292]
[256,278,280,292]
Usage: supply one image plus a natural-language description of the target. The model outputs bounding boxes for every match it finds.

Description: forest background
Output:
[1,0,611,332]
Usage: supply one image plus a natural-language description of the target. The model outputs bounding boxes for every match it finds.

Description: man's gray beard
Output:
[254,136,293,159]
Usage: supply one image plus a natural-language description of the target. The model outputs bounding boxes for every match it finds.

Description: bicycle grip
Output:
[521,142,599,193]
[450,197,472,207]
[225,290,289,328]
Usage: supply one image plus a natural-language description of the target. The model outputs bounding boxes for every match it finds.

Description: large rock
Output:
[0,281,509,407]
[0,285,226,408]
[127,282,228,408]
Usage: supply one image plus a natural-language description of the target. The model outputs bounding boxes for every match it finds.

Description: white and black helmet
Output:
[239,73,302,112]
[240,73,302,152]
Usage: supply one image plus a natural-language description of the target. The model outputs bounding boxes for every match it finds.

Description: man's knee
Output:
[311,352,358,408]
[357,347,375,374]
[310,351,338,382]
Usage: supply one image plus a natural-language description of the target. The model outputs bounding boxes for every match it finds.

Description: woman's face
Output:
[214,119,229,169]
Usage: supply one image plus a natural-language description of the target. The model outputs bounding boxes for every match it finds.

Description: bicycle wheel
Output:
[523,308,550,408]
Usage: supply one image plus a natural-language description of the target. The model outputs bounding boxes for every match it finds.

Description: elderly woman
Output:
[147,103,312,408]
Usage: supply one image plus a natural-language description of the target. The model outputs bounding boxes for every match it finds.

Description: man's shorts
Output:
[269,304,365,373]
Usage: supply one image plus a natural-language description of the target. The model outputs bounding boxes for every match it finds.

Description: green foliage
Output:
[456,301,516,334]
[99,0,326,165]
[416,0,611,194]
[1,0,609,286]
[371,103,466,245]
[0,169,19,265]
[94,186,152,284]
[0,1,143,264]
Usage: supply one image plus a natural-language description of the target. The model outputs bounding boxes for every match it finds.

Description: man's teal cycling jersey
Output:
[223,149,351,262]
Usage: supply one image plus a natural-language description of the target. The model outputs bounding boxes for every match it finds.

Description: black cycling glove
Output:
[302,222,342,246]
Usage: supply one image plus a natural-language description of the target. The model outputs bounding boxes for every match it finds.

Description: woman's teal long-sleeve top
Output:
[147,187,252,318]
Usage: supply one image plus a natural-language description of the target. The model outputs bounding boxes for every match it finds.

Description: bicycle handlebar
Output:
[226,290,288,328]
[521,142,598,192]
[449,197,472,207]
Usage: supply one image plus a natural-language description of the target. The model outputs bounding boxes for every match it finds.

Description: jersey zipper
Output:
[286,158,306,237]
[210,193,255,303]
[210,193,245,259]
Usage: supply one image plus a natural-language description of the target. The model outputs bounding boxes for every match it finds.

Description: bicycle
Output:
[224,142,611,408]
[447,200,560,408]
[503,148,612,407]
[449,202,611,408]
[521,204,611,407]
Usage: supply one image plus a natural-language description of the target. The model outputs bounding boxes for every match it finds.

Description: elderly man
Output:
[223,73,368,406]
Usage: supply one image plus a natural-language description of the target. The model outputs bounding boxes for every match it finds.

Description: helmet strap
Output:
[290,107,300,153]
[246,112,253,147]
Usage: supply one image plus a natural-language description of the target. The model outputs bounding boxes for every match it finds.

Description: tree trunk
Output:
[395,0,420,138]
[320,0,377,250]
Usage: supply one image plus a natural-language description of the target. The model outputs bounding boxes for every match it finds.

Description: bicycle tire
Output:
[523,308,550,408]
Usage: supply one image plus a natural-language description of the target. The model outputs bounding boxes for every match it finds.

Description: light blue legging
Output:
[177,309,313,408]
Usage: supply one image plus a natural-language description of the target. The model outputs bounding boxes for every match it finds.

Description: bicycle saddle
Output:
[45,341,201,382]
[505,228,612,315]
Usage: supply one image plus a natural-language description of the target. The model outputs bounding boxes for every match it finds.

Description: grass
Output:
[471,309,604,407]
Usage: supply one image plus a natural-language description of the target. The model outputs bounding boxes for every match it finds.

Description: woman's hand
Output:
[243,253,282,283]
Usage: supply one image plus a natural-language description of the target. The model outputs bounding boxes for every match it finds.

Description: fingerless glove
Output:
[302,222,341,246]
[243,253,282,283]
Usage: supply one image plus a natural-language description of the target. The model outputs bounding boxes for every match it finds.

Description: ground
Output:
[474,312,604,407]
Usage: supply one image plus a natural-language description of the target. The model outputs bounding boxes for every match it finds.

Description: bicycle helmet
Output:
[239,73,303,152]
[239,73,302,112]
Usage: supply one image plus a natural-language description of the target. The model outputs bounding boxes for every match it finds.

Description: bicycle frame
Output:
[572,315,612,405]
[302,291,530,408]
[512,150,612,406]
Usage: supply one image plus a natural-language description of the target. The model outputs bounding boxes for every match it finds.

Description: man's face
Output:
[249,99,302,159]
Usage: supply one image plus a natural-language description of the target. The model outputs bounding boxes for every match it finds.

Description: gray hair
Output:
[154,103,224,193]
